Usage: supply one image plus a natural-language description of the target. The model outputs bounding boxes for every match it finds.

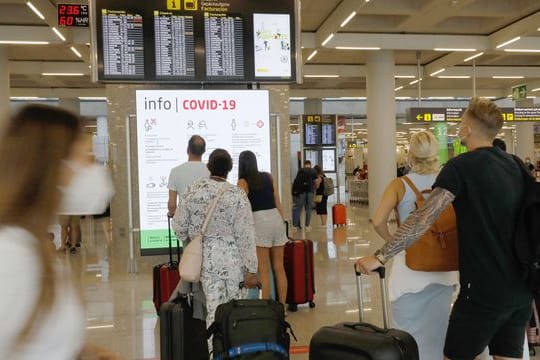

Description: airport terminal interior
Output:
[1,0,540,359]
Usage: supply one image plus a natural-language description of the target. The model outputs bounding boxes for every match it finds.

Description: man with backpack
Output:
[292,160,317,231]
[357,98,535,360]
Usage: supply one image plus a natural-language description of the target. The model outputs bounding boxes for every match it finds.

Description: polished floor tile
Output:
[67,205,538,360]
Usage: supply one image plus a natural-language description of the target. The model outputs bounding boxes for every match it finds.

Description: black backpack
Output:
[208,299,295,359]
[292,170,311,196]
[512,156,540,292]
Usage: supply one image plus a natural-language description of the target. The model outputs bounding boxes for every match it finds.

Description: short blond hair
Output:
[409,131,440,175]
[465,97,503,139]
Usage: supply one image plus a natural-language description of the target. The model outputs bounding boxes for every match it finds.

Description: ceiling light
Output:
[52,27,66,42]
[78,97,107,101]
[340,11,357,27]
[339,97,366,100]
[527,96,536,99]
[26,1,45,20]
[464,52,484,62]
[394,86,404,91]
[306,50,318,61]
[0,40,49,45]
[532,88,540,92]
[86,325,114,330]
[434,48,477,52]
[304,74,340,78]
[409,79,421,85]
[430,68,445,76]
[335,46,380,50]
[492,76,524,79]
[42,73,85,76]
[289,97,307,101]
[427,97,455,100]
[396,97,412,100]
[70,46,82,58]
[322,33,334,47]
[395,75,416,79]
[496,36,521,49]
[437,75,471,79]
[503,49,540,53]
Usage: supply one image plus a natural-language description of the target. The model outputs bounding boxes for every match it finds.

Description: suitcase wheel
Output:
[309,301,316,308]
[288,304,298,312]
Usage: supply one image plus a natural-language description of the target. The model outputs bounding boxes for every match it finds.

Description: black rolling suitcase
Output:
[159,294,209,360]
[309,266,419,360]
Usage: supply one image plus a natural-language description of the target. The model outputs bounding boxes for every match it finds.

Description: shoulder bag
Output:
[179,185,227,282]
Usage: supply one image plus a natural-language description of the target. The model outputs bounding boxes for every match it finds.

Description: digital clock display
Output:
[58,4,89,27]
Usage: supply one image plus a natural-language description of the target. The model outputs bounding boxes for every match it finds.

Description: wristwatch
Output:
[374,249,386,265]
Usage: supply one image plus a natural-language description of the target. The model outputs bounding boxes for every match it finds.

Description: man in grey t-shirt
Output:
[167,135,210,217]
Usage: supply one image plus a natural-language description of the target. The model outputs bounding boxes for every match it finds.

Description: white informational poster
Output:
[253,13,292,78]
[135,90,271,254]
[322,149,336,172]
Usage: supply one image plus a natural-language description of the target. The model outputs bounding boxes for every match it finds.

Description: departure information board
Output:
[92,0,297,83]
[204,14,244,79]
[154,11,195,78]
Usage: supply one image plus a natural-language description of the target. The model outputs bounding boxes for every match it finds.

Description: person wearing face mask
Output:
[0,105,118,359]
[357,98,532,360]
[370,131,458,360]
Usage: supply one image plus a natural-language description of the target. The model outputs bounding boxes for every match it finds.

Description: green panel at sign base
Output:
[434,123,449,165]
[140,229,181,250]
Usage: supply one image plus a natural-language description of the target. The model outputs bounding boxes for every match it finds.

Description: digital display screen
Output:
[135,90,271,255]
[304,123,320,146]
[58,4,89,27]
[322,123,336,146]
[92,0,296,83]
[322,149,336,172]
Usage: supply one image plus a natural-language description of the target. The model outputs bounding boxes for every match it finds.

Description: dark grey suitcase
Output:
[309,266,419,360]
[160,294,208,360]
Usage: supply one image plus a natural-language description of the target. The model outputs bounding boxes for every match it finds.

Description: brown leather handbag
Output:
[397,176,459,272]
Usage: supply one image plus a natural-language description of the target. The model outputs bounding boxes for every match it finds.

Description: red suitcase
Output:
[332,204,347,227]
[284,239,315,312]
[153,216,181,315]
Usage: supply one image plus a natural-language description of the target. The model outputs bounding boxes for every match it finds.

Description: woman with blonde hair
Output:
[0,105,118,359]
[371,131,458,360]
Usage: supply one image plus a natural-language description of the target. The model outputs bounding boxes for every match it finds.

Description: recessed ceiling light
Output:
[304,74,340,78]
[42,73,85,76]
[289,97,307,101]
[52,27,66,42]
[464,52,484,62]
[26,1,44,20]
[394,86,404,91]
[0,40,49,45]
[492,76,524,79]
[434,48,477,52]
[322,33,334,47]
[306,50,318,61]
[340,11,357,27]
[532,88,540,92]
[409,79,422,85]
[335,46,380,50]
[503,49,540,53]
[395,75,416,79]
[496,36,521,49]
[430,68,445,76]
[70,46,82,58]
[78,97,107,101]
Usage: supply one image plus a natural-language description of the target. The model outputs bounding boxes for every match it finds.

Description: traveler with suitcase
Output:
[309,266,419,359]
[357,98,533,359]
[172,149,259,351]
[370,131,458,359]
[238,151,288,307]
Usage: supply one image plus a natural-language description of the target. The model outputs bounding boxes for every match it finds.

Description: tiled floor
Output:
[65,205,537,360]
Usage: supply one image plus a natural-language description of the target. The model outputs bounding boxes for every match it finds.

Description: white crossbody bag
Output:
[179,185,227,282]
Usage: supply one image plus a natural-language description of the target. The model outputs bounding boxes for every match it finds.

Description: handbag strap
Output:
[200,184,227,237]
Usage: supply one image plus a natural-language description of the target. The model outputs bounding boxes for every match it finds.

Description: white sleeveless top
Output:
[388,172,459,302]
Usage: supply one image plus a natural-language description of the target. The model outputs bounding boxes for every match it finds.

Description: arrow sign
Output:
[416,114,423,121]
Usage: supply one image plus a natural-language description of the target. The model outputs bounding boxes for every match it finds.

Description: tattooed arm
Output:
[356,187,456,274]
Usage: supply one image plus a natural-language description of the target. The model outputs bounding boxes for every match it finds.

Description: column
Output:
[515,99,535,160]
[0,47,9,122]
[504,129,515,154]
[304,98,322,114]
[366,51,396,217]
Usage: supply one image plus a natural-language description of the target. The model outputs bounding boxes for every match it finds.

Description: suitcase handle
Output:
[353,264,389,330]
[344,322,388,334]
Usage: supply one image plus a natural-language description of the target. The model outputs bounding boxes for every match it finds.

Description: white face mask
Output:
[58,162,115,215]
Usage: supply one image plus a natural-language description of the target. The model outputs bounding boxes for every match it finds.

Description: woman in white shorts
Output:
[238,151,288,306]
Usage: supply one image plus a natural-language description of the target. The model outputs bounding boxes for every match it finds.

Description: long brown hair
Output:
[0,105,81,342]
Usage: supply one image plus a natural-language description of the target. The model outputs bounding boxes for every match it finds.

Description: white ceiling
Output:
[2,0,540,100]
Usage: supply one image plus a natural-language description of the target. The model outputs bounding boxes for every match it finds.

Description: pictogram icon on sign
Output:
[167,0,181,10]
[256,120,265,128]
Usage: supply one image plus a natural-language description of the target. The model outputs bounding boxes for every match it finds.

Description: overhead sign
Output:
[302,114,337,147]
[58,4,89,27]
[135,90,271,255]
[409,107,540,123]
[512,84,527,101]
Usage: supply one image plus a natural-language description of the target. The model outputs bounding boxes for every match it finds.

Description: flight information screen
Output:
[92,0,297,83]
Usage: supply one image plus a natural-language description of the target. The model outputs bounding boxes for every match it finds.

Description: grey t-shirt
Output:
[167,161,210,199]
